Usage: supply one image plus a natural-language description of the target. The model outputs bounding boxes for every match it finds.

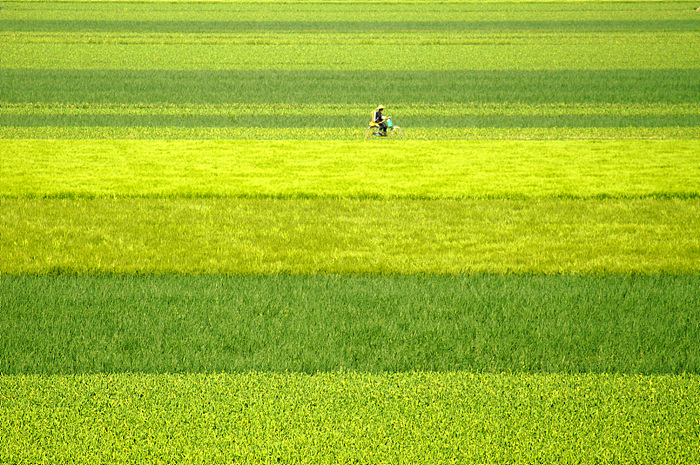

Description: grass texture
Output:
[1,372,699,464]
[2,198,699,275]
[2,274,699,374]
[3,139,699,199]
[3,1,699,71]
[3,70,699,107]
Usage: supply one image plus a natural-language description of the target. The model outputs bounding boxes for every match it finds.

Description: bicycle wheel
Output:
[389,126,404,139]
[366,126,380,138]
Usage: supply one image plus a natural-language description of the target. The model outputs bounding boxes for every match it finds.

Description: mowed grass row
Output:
[2,139,698,274]
[3,139,699,199]
[1,372,699,464]
[2,274,698,374]
[2,197,699,275]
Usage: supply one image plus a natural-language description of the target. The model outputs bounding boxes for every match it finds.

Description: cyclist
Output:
[372,105,389,136]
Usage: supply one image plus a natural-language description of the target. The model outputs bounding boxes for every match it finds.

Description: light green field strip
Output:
[4,0,691,21]
[2,198,698,274]
[1,373,698,464]
[3,33,697,70]
[2,140,698,199]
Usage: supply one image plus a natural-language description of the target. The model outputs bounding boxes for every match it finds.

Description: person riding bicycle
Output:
[372,105,389,136]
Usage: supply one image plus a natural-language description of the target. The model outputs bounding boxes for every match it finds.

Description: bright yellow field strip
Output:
[2,139,698,199]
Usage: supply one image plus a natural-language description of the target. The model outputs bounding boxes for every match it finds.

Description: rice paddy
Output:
[1,0,699,463]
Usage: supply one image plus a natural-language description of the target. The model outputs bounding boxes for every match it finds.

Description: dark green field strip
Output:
[1,274,698,375]
[2,69,698,104]
[4,19,698,33]
[4,112,699,129]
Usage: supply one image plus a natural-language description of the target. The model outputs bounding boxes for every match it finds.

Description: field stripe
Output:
[2,139,698,199]
[3,102,700,133]
[2,274,698,374]
[1,372,698,464]
[2,198,699,275]
[3,40,698,70]
[3,126,700,140]
[5,19,700,33]
[4,69,698,105]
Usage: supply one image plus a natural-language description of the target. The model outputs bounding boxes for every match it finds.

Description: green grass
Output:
[2,198,699,274]
[3,69,699,107]
[4,1,695,24]
[1,372,698,464]
[2,275,699,374]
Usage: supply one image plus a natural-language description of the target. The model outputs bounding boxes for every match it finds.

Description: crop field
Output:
[1,0,700,463]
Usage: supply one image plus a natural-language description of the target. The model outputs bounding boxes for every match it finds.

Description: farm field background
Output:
[1,0,699,463]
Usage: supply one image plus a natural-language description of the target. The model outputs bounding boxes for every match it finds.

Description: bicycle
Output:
[366,117,404,139]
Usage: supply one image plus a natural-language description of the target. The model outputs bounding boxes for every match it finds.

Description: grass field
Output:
[2,373,698,464]
[2,0,700,463]
[2,274,699,374]
[3,197,700,274]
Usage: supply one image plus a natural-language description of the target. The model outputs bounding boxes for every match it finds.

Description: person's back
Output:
[372,105,388,136]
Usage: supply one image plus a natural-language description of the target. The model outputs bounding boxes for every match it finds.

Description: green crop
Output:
[2,1,700,463]
[2,0,699,71]
[2,275,699,374]
[2,69,698,108]
[1,373,698,464]
[2,197,699,275]
[2,102,699,140]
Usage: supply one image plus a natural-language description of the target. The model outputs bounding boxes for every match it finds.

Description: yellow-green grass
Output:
[3,1,699,462]
[5,126,700,140]
[3,139,699,199]
[1,373,698,464]
[4,32,698,71]
[2,198,699,275]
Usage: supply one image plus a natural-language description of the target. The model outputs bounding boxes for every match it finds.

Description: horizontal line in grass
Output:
[4,19,698,33]
[3,126,700,140]
[4,115,699,128]
[6,192,700,201]
[3,139,699,199]
[4,102,700,116]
